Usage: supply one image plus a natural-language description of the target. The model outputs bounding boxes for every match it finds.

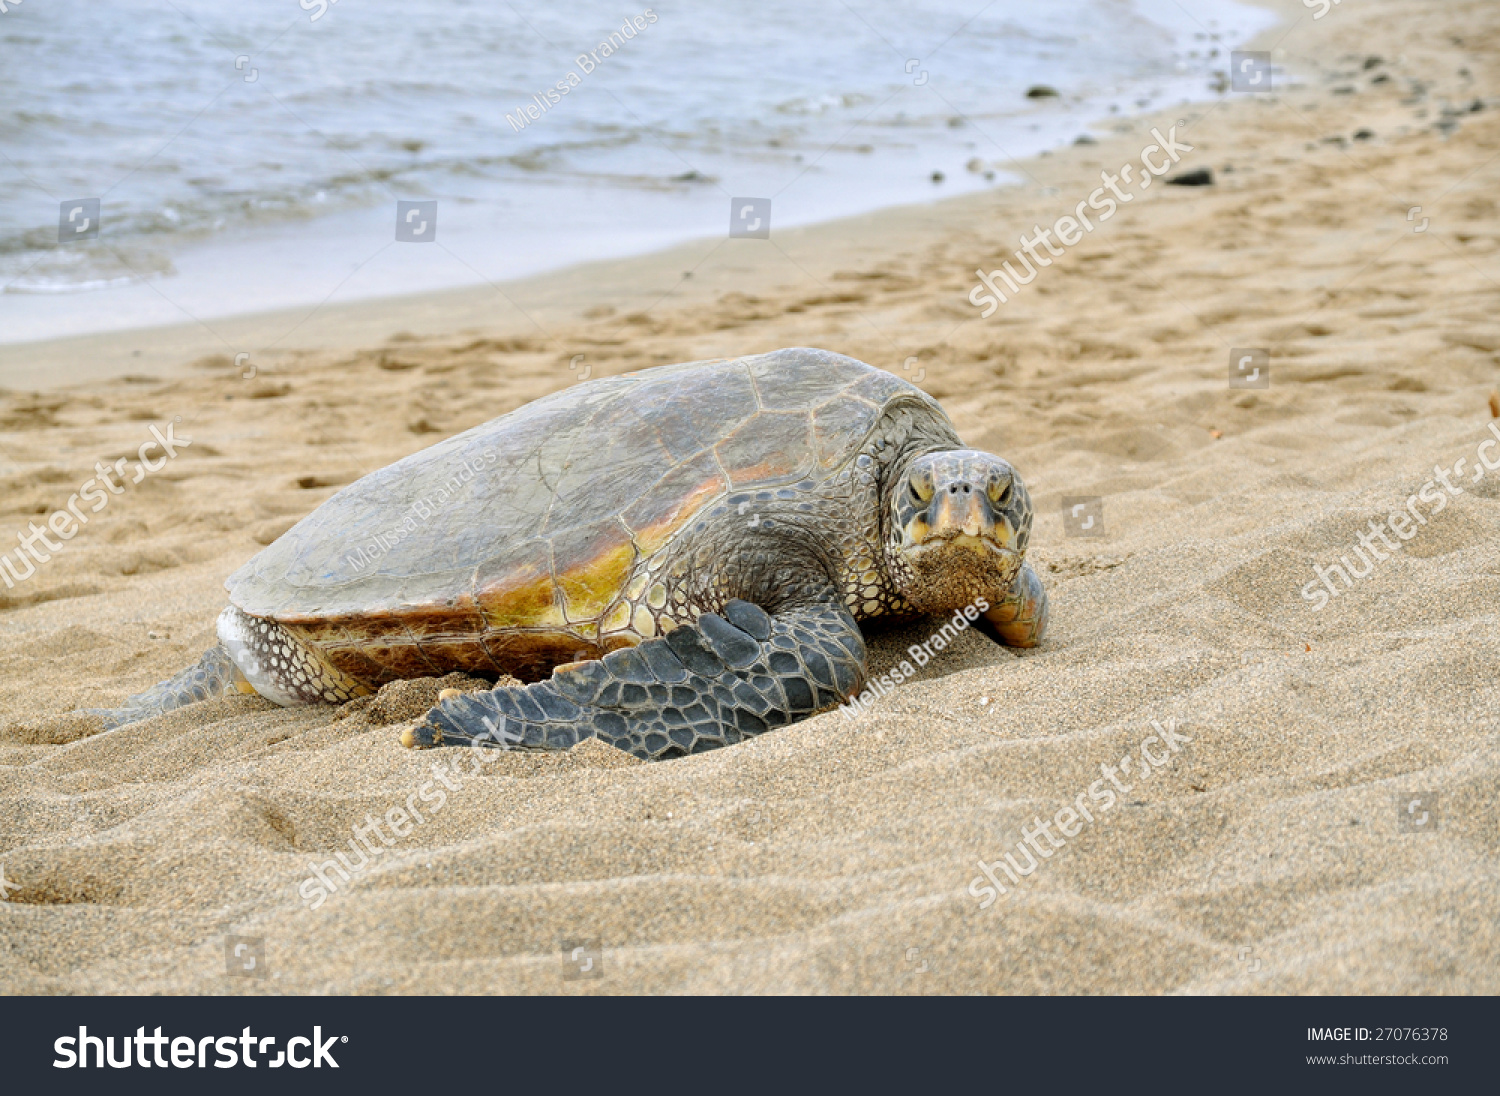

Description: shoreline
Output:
[0,0,1295,393]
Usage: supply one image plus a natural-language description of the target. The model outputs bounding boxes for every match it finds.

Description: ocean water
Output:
[0,0,1277,344]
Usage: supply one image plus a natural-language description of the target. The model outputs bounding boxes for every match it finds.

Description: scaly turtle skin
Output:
[87,348,1048,759]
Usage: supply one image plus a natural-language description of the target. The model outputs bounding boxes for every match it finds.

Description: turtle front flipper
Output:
[404,598,867,761]
[979,561,1049,648]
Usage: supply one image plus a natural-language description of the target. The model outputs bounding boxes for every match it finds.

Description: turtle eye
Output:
[988,478,1012,506]
[909,476,933,505]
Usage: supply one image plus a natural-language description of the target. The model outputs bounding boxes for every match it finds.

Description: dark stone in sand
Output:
[1026,85,1059,99]
[1166,168,1214,187]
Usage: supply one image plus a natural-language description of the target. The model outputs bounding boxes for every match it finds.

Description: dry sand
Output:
[2,0,1498,994]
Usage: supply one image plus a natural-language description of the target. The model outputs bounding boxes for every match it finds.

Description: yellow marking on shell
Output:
[630,478,725,557]
[600,600,633,634]
[558,537,636,624]
[632,604,657,637]
[479,562,567,630]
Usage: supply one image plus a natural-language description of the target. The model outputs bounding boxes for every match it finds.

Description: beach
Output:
[2,0,1498,994]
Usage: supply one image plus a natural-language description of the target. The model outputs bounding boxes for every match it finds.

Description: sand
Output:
[2,0,1498,994]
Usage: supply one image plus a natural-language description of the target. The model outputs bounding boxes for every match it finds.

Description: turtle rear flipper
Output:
[404,599,867,761]
[82,644,255,730]
[80,605,372,730]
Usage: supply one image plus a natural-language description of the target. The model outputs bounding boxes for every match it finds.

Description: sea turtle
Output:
[89,348,1048,760]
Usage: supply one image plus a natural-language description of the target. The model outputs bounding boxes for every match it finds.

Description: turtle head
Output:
[886,449,1032,613]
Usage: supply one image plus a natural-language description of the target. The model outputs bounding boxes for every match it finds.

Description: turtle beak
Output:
[930,485,996,542]
[898,451,1028,566]
[913,483,1016,555]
